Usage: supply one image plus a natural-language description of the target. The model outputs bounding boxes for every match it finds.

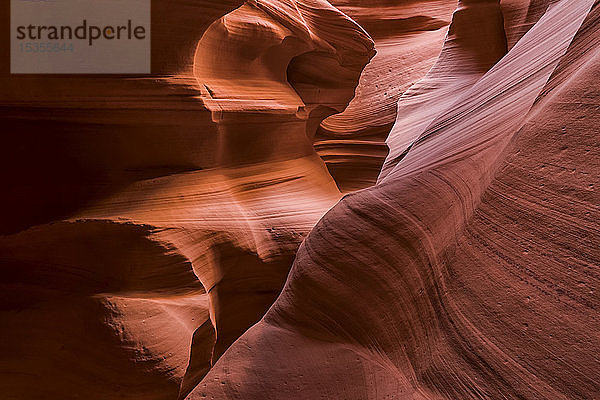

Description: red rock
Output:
[0,1,372,398]
[2,0,599,399]
[187,1,600,399]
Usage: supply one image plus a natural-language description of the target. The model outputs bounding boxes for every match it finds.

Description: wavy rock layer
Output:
[0,0,243,235]
[0,1,373,398]
[189,1,600,399]
[315,0,456,191]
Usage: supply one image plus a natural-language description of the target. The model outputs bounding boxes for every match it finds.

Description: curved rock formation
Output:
[2,0,599,399]
[0,1,373,398]
[0,0,244,235]
[380,0,508,178]
[188,0,600,398]
[315,0,456,191]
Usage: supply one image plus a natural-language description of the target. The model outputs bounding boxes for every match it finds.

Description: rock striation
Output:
[2,0,599,399]
[188,0,600,399]
[317,0,456,191]
[0,1,373,398]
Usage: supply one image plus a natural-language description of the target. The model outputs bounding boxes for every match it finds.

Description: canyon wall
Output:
[188,0,600,399]
[1,1,599,399]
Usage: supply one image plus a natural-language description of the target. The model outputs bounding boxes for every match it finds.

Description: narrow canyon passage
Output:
[1,1,599,399]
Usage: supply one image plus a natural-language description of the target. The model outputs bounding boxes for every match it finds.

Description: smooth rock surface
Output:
[1,0,599,399]
[0,1,373,398]
[188,1,600,399]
